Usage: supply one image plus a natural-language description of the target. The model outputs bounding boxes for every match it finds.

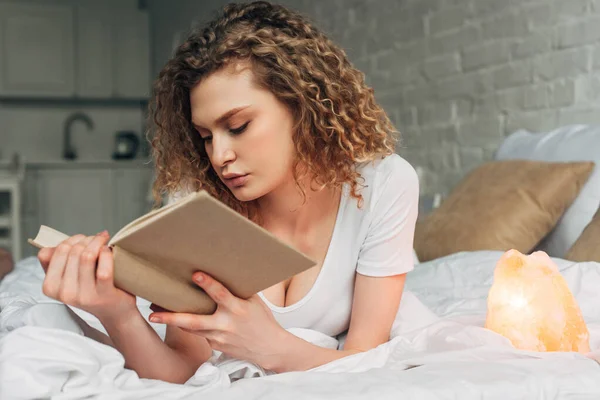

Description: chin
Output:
[229,185,264,202]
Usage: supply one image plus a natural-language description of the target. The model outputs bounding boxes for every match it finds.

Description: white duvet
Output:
[1,251,599,400]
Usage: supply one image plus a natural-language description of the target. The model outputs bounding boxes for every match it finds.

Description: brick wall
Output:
[149,0,600,195]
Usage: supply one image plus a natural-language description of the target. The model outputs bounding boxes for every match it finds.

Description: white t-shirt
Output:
[258,153,419,337]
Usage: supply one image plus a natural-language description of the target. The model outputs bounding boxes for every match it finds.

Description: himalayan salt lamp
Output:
[485,249,590,353]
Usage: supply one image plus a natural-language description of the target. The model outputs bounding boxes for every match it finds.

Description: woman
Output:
[37,1,419,384]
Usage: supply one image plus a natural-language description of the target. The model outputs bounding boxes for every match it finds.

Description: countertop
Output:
[0,158,154,170]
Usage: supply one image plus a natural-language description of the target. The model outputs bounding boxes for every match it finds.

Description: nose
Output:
[210,132,236,168]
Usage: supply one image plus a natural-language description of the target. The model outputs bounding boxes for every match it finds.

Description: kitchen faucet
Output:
[63,112,94,160]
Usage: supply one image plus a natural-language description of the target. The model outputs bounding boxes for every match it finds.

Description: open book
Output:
[28,191,316,314]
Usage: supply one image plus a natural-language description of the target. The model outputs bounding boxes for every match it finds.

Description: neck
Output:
[257,174,339,234]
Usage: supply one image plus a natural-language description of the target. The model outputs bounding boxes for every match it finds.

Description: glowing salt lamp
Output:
[485,249,590,353]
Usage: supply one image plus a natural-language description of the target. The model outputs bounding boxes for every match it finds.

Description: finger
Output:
[39,233,88,272]
[62,234,88,246]
[60,236,96,302]
[150,303,172,313]
[95,245,115,294]
[193,272,238,309]
[38,247,55,272]
[79,233,110,294]
[42,234,89,298]
[149,312,214,331]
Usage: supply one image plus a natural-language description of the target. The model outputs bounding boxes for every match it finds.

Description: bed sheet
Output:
[1,252,599,400]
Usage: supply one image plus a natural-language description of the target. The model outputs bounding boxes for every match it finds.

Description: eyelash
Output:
[201,122,249,143]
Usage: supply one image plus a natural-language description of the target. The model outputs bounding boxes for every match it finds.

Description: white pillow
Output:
[495,125,600,257]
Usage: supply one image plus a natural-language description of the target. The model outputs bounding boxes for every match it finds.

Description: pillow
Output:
[495,125,600,257]
[565,207,600,262]
[414,160,594,262]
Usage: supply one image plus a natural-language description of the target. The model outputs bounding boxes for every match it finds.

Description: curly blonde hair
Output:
[149,1,399,222]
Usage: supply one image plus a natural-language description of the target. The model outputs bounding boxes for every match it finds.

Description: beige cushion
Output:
[414,160,595,262]
[0,248,13,281]
[565,207,600,262]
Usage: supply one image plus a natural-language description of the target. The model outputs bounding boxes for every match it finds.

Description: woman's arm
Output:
[263,273,406,373]
[38,235,212,384]
[69,304,212,384]
[99,310,213,384]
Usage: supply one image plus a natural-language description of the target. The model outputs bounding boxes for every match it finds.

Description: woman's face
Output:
[190,63,296,202]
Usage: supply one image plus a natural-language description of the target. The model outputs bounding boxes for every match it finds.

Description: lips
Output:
[223,173,249,187]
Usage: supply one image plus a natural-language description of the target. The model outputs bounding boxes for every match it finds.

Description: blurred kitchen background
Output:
[3,0,600,261]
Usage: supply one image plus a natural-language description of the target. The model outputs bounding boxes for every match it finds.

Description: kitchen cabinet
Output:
[75,5,114,98]
[113,167,154,233]
[35,168,114,237]
[76,5,151,99]
[0,2,75,97]
[20,163,154,259]
[0,1,151,100]
[113,9,151,99]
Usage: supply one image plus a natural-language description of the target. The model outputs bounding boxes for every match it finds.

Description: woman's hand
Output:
[148,272,290,370]
[37,231,138,323]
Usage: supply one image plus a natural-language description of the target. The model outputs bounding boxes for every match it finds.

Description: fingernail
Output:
[150,316,161,323]
[194,274,204,283]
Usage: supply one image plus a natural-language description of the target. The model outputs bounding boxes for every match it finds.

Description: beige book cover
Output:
[28,191,316,314]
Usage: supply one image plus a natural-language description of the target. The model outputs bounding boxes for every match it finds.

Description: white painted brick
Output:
[534,48,589,81]
[396,127,422,150]
[549,79,576,107]
[554,0,589,21]
[522,85,549,110]
[427,143,461,171]
[454,98,474,119]
[437,70,494,99]
[523,3,555,29]
[557,107,600,125]
[493,61,532,90]
[396,147,429,171]
[404,125,458,148]
[427,6,472,36]
[505,110,558,134]
[404,83,437,105]
[482,148,497,161]
[461,42,509,72]
[574,74,600,104]
[422,54,460,80]
[428,25,480,55]
[510,32,552,60]
[473,93,500,115]
[376,91,406,114]
[418,101,453,126]
[400,0,444,20]
[397,107,416,129]
[591,44,600,70]
[459,147,485,171]
[457,116,504,147]
[472,0,511,19]
[557,17,600,49]
[481,12,529,40]
[393,41,430,64]
[496,88,523,111]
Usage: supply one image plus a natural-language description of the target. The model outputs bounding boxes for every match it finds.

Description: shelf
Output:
[0,96,149,108]
[0,237,12,248]
[0,215,11,229]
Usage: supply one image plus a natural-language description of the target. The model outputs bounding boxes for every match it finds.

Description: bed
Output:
[2,125,600,399]
[1,251,599,399]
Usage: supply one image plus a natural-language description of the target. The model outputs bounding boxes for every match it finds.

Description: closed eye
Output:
[229,121,249,135]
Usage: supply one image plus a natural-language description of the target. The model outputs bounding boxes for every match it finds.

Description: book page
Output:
[28,225,71,249]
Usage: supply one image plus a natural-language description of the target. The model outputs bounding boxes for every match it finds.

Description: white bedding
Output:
[1,252,599,399]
